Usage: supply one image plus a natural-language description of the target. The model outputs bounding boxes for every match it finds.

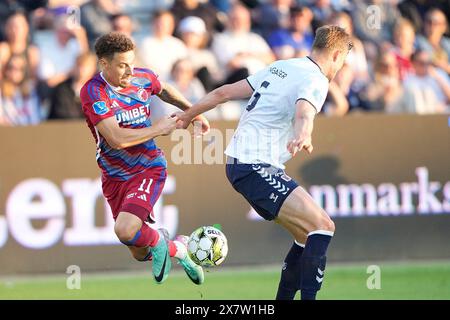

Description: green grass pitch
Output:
[1,261,449,300]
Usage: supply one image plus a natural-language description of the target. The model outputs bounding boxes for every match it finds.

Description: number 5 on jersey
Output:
[246,81,270,112]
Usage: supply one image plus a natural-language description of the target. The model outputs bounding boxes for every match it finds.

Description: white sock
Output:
[174,240,187,259]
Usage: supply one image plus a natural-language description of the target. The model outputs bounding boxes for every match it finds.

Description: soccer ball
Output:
[187,226,228,267]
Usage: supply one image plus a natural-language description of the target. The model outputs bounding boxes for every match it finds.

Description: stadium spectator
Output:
[35,14,89,89]
[0,0,48,41]
[48,52,97,119]
[0,54,44,126]
[398,0,450,35]
[169,58,206,104]
[391,18,416,80]
[397,0,428,33]
[210,0,231,13]
[171,0,225,36]
[267,6,314,60]
[211,3,274,83]
[253,0,294,40]
[152,58,213,121]
[111,13,134,38]
[351,0,399,45]
[401,50,450,114]
[80,0,118,48]
[3,0,449,124]
[351,0,400,64]
[310,0,335,30]
[178,16,223,92]
[416,8,450,74]
[0,11,40,81]
[139,10,188,81]
[361,51,407,113]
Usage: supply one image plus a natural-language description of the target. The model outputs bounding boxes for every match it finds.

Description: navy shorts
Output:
[226,157,298,221]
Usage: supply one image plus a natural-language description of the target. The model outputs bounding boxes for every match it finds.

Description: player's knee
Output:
[318,215,335,233]
[114,223,139,244]
[325,217,335,233]
[309,212,335,233]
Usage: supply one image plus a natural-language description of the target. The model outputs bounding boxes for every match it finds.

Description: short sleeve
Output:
[80,81,114,126]
[133,68,162,95]
[136,68,162,95]
[297,76,329,113]
[246,66,269,91]
[148,71,162,95]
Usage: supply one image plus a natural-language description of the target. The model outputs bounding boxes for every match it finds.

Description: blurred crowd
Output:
[0,0,449,126]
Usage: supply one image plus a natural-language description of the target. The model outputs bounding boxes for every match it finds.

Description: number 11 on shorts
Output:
[138,179,153,194]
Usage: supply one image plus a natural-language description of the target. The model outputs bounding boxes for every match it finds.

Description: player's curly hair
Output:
[94,32,135,60]
[312,25,353,53]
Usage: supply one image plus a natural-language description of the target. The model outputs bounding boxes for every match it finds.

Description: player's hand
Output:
[287,136,313,157]
[173,112,210,136]
[191,115,210,137]
[154,115,179,136]
[173,111,193,130]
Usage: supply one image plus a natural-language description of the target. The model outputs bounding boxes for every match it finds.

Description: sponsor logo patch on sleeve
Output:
[313,88,322,103]
[92,101,110,115]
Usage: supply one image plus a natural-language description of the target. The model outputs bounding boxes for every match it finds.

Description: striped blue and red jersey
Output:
[80,68,166,181]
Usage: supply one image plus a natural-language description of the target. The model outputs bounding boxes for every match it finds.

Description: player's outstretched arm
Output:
[96,115,178,149]
[175,79,254,129]
[157,81,193,111]
[287,99,317,157]
[157,81,210,134]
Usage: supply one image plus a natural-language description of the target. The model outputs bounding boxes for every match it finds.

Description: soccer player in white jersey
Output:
[176,25,353,300]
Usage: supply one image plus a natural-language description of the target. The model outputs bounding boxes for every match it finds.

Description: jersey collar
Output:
[306,56,328,80]
[100,72,123,92]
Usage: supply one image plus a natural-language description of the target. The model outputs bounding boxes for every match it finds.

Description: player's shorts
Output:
[102,166,167,222]
[225,157,298,221]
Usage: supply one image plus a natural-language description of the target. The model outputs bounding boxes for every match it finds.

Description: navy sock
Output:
[300,231,333,300]
[276,241,304,300]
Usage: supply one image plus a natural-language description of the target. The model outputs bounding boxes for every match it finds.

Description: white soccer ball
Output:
[187,226,229,267]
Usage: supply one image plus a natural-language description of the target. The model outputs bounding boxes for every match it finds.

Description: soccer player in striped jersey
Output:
[176,26,353,299]
[80,32,209,285]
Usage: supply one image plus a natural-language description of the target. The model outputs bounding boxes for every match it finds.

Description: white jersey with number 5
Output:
[225,57,329,169]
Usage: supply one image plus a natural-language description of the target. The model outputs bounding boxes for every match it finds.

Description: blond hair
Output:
[312,25,353,53]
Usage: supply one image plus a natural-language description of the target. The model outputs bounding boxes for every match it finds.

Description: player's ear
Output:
[98,57,108,70]
[332,50,340,63]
